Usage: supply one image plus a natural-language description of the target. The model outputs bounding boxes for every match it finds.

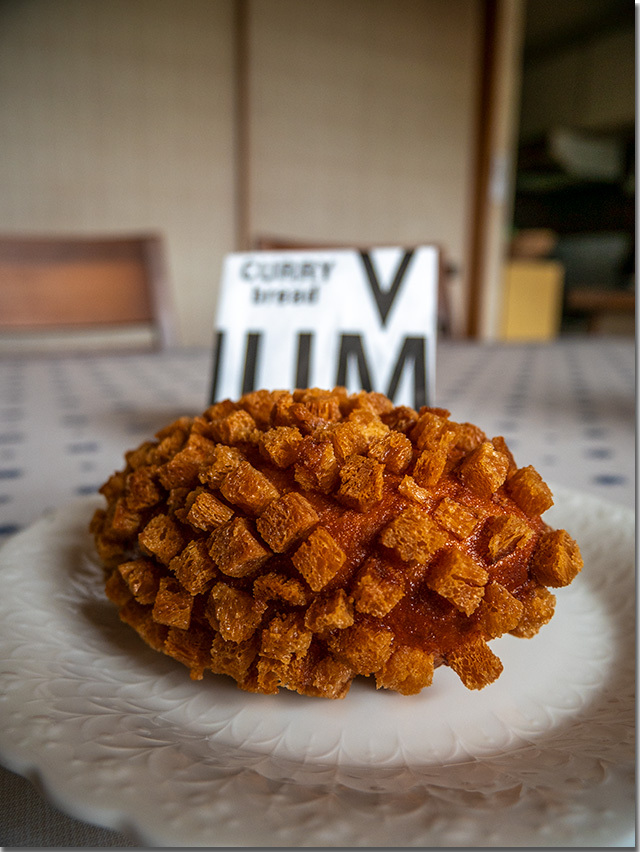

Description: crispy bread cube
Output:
[155,415,193,441]
[254,656,289,693]
[138,514,185,564]
[485,514,534,562]
[351,557,405,617]
[347,407,389,444]
[239,389,286,429]
[367,430,413,474]
[253,572,310,606]
[458,441,510,497]
[474,581,524,638]
[105,567,133,606]
[118,558,163,605]
[450,421,487,454]
[260,612,312,663]
[381,405,419,434]
[422,406,451,418]
[190,414,214,437]
[398,475,431,505]
[491,436,517,476]
[255,491,319,552]
[434,497,480,539]
[410,410,449,450]
[425,550,488,615]
[210,634,259,683]
[380,506,447,564]
[304,589,354,632]
[412,432,454,487]
[509,585,556,637]
[152,577,193,629]
[198,444,244,490]
[209,408,259,444]
[220,460,279,514]
[344,390,394,417]
[169,539,219,595]
[99,470,126,502]
[330,420,368,464]
[207,583,266,642]
[337,455,384,511]
[124,442,156,472]
[164,626,212,680]
[119,599,168,652]
[184,488,234,531]
[274,654,310,695]
[158,433,219,489]
[310,655,353,699]
[327,622,394,675]
[154,420,190,461]
[291,527,346,591]
[258,425,303,468]
[375,646,435,694]
[294,437,339,493]
[90,506,107,537]
[506,465,554,515]
[94,530,128,569]
[287,401,329,435]
[208,517,271,578]
[270,391,295,426]
[446,638,503,690]
[531,528,583,587]
[296,388,343,422]
[204,399,239,420]
[257,653,322,695]
[108,497,142,539]
[125,466,162,510]
[166,486,190,513]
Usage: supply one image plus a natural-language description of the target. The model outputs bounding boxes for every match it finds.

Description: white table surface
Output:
[0,337,634,847]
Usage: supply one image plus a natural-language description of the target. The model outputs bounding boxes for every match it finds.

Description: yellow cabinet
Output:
[501,260,564,341]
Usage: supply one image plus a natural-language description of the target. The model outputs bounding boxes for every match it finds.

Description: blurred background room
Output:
[0,0,634,349]
[0,2,635,846]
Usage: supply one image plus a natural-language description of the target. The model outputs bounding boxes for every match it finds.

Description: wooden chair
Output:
[0,233,176,352]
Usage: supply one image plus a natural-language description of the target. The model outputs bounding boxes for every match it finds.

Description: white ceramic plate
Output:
[0,489,634,847]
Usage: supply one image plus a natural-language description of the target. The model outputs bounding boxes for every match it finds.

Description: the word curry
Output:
[210,246,439,409]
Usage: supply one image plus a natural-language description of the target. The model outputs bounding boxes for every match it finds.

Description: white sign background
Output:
[211,246,439,409]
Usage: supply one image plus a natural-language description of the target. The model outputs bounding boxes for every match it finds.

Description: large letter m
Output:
[335,334,428,410]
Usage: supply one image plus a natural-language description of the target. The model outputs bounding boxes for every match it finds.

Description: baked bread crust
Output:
[92,387,582,698]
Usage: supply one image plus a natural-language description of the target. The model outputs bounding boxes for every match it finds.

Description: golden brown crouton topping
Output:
[292,527,346,591]
[255,491,319,552]
[92,386,581,698]
[531,529,583,587]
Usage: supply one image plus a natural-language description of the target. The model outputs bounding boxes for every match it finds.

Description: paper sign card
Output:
[210,246,439,409]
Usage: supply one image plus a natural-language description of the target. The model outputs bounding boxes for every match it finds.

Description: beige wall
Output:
[249,0,481,256]
[0,0,236,346]
[0,0,486,345]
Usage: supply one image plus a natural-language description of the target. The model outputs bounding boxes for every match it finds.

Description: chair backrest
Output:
[0,233,175,352]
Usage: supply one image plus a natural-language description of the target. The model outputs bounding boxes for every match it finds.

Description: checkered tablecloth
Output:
[0,337,634,846]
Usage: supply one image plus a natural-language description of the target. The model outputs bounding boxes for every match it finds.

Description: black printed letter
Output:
[359,250,415,327]
[385,336,427,409]
[295,332,313,388]
[242,332,262,394]
[209,330,225,404]
[335,334,373,391]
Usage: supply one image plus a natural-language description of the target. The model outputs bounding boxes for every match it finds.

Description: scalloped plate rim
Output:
[0,486,634,847]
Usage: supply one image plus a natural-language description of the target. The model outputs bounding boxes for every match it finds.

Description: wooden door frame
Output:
[233,0,251,252]
[466,0,526,339]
